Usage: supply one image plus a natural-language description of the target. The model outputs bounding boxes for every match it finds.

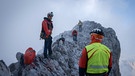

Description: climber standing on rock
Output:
[79,28,112,76]
[72,30,78,43]
[58,35,65,45]
[78,20,83,32]
[40,12,53,58]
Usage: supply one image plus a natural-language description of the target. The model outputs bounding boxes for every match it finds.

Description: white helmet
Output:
[90,28,104,36]
[47,12,53,17]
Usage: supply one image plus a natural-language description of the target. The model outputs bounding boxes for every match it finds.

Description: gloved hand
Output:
[48,30,52,35]
[46,35,49,38]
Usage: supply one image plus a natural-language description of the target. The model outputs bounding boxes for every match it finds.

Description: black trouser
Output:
[73,35,77,41]
[44,36,52,58]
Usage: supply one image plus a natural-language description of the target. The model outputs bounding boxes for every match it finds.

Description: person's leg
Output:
[48,36,52,56]
[75,36,77,41]
[74,36,77,44]
[44,39,48,58]
[73,36,75,41]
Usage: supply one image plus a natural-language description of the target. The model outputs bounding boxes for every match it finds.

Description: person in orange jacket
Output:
[41,12,53,58]
[79,28,112,76]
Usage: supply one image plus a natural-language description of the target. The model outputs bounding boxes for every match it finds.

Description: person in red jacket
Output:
[42,12,53,58]
[79,28,112,76]
[72,30,78,43]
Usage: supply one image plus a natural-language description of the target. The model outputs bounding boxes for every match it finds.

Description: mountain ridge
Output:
[0,20,121,76]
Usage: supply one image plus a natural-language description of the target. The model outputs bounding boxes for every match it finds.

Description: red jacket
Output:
[42,17,53,38]
[72,30,78,36]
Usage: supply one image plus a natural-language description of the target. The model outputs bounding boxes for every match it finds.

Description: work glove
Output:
[48,30,52,35]
[46,35,49,38]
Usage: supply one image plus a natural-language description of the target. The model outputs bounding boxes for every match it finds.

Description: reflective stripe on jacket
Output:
[85,43,110,74]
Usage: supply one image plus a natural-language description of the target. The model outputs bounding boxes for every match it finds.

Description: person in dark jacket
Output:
[41,12,53,58]
[79,28,112,76]
[58,35,65,46]
[78,20,83,32]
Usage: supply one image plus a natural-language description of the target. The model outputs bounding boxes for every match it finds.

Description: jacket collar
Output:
[44,17,52,22]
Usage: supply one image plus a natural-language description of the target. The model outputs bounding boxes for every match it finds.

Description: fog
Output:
[0,0,135,66]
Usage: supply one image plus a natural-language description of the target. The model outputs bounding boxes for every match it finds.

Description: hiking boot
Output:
[49,51,52,56]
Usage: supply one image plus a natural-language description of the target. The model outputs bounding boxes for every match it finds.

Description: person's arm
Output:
[42,20,50,37]
[79,48,87,76]
[108,52,112,75]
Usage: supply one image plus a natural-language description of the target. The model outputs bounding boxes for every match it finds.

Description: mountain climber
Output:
[40,12,53,58]
[72,30,78,43]
[58,35,65,45]
[79,28,112,76]
[78,20,83,32]
[55,35,65,47]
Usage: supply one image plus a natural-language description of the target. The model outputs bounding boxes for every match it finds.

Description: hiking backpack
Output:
[24,47,36,65]
[40,25,46,39]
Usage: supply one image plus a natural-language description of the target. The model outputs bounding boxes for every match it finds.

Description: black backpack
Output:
[40,27,46,39]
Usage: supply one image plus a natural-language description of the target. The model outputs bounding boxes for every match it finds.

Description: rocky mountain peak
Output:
[0,21,121,76]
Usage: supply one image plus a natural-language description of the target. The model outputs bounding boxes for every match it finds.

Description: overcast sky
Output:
[0,0,135,65]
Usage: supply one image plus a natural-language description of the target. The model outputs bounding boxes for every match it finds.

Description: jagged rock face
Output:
[0,60,11,76]
[8,21,121,76]
[103,28,121,76]
[52,21,121,76]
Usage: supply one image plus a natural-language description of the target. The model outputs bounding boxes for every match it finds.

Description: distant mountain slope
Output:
[120,58,135,76]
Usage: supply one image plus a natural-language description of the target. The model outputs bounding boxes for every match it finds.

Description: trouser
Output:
[73,35,77,42]
[44,36,52,58]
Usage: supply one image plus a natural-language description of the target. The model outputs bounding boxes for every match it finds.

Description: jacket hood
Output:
[44,17,52,22]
